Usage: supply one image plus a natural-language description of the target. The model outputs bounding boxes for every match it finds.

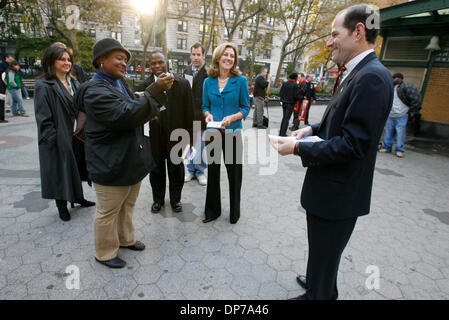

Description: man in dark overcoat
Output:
[136,51,194,213]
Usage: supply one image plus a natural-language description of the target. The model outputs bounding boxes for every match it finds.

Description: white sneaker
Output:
[184,173,195,182]
[197,175,207,186]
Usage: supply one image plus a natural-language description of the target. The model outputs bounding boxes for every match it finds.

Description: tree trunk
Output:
[141,37,151,80]
[201,0,208,45]
[205,0,218,55]
[274,43,288,85]
[248,6,261,82]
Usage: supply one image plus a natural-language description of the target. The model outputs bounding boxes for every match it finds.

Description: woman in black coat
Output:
[75,38,174,269]
[34,45,95,222]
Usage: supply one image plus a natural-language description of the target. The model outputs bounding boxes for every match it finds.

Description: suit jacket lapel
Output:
[319,52,378,130]
[221,76,238,94]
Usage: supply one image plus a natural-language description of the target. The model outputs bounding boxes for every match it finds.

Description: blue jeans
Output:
[9,89,26,115]
[21,87,30,99]
[383,114,408,153]
[186,142,207,177]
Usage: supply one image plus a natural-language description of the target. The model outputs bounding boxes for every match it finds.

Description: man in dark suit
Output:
[184,42,209,186]
[270,4,393,300]
[136,51,194,213]
[279,72,302,136]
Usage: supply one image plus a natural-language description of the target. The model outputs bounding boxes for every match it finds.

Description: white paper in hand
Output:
[299,136,324,143]
[207,121,224,129]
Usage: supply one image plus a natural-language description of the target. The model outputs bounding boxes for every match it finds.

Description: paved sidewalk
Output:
[0,99,448,300]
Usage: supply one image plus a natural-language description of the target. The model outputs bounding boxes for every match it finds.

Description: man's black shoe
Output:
[171,202,182,213]
[151,202,163,213]
[290,126,298,131]
[95,257,126,268]
[296,275,308,290]
[120,240,145,251]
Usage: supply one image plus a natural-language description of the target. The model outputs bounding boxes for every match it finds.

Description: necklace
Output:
[218,77,229,83]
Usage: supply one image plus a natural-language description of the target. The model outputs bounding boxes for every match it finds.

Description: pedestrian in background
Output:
[302,74,317,125]
[290,73,306,131]
[202,42,250,224]
[0,54,14,123]
[6,61,29,117]
[184,42,209,186]
[252,67,269,129]
[34,45,95,222]
[76,38,172,268]
[379,72,421,158]
[279,72,302,137]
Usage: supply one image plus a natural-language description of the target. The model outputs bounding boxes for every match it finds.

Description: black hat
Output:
[92,38,131,68]
[289,72,298,80]
[392,72,404,79]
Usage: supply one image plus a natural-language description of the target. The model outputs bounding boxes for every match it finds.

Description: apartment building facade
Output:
[84,0,293,80]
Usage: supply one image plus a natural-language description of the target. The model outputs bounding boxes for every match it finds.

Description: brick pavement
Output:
[0,99,448,300]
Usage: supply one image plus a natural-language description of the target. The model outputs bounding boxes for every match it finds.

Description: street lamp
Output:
[46,23,55,41]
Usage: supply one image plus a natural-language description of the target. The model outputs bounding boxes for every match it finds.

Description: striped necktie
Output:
[332,66,347,96]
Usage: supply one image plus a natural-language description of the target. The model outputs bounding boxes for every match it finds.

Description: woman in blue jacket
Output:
[202,42,250,224]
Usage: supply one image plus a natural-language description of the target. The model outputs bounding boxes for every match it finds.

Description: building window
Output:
[179,2,188,13]
[266,34,273,44]
[238,45,242,55]
[111,31,122,43]
[200,24,208,33]
[263,49,271,59]
[267,17,275,27]
[249,16,257,25]
[226,9,235,20]
[200,6,210,16]
[177,38,187,50]
[268,2,276,11]
[247,30,255,40]
[247,48,254,57]
[89,29,96,38]
[178,21,188,32]
[224,28,229,39]
[238,28,244,39]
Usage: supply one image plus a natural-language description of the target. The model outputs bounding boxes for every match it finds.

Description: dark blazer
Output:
[138,74,194,161]
[304,81,317,101]
[34,78,84,202]
[280,80,302,104]
[184,63,208,121]
[75,78,164,186]
[298,52,394,220]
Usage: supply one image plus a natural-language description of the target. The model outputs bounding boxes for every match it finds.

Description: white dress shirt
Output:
[341,49,375,83]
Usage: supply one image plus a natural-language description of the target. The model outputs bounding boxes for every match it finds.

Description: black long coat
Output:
[34,78,84,202]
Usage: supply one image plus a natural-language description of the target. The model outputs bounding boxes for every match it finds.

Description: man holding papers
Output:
[270,4,393,300]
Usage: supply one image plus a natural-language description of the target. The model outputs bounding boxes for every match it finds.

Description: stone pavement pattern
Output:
[0,99,448,300]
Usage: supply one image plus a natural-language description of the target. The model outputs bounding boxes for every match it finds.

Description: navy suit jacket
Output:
[299,52,394,220]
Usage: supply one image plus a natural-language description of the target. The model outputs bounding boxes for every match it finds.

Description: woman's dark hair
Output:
[342,4,379,45]
[42,45,75,80]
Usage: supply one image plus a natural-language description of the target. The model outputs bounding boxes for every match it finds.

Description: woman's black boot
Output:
[56,200,71,221]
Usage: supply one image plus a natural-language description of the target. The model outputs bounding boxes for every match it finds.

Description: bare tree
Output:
[219,0,263,42]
